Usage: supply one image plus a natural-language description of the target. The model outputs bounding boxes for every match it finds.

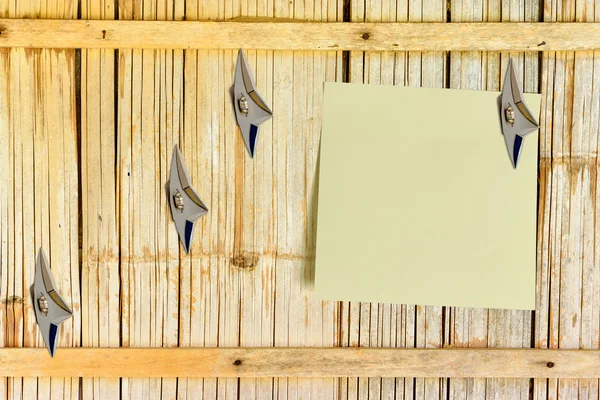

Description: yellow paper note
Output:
[315,82,541,310]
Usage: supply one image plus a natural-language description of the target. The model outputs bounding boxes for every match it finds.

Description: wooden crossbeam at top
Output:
[1,348,600,378]
[0,19,599,51]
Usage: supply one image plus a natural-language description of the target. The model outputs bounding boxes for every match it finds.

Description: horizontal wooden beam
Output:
[1,348,599,378]
[0,19,598,51]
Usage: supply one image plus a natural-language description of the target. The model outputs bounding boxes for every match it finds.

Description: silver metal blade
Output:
[233,49,273,158]
[168,145,208,254]
[31,248,73,357]
[499,59,539,168]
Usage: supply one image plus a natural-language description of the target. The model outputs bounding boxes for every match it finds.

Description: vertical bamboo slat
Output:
[80,0,119,399]
[535,0,600,397]
[8,44,36,400]
[0,21,8,400]
[117,1,183,399]
[236,2,277,400]
[272,1,342,400]
[0,1,79,400]
[179,2,232,399]
[178,1,342,400]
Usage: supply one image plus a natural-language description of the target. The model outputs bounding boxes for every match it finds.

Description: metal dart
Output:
[167,144,208,254]
[233,49,273,158]
[31,248,72,357]
[499,59,539,168]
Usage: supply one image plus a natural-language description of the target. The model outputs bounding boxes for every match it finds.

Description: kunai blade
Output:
[499,60,539,168]
[31,249,72,357]
[168,145,208,254]
[233,49,273,158]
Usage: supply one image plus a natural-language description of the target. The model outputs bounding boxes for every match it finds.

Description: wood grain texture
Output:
[117,1,183,399]
[0,1,80,400]
[0,0,599,398]
[1,348,600,379]
[534,0,600,398]
[178,2,242,398]
[177,1,342,400]
[80,0,119,399]
[0,19,599,50]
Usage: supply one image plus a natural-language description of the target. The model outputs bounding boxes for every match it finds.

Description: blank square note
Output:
[315,82,540,310]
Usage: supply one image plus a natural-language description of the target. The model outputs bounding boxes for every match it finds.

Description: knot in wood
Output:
[230,254,258,270]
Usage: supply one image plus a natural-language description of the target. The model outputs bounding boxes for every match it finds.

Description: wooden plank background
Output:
[0,0,598,398]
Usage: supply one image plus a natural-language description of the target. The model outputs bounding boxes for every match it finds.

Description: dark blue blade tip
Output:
[49,324,58,357]
[183,220,194,254]
[513,135,523,168]
[249,124,258,158]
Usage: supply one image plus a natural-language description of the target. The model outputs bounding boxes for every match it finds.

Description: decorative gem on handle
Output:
[38,294,49,315]
[504,105,515,126]
[238,95,249,115]
[174,190,185,212]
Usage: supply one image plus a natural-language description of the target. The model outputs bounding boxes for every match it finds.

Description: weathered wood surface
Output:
[81,1,119,399]
[117,2,183,399]
[1,20,600,51]
[0,0,598,398]
[2,348,600,379]
[0,1,80,400]
[535,0,600,398]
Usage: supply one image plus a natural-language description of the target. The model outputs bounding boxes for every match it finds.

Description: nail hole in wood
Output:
[362,33,370,40]
[547,362,555,368]
[234,359,242,366]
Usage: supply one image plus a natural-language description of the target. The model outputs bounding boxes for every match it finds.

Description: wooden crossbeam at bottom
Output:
[0,348,598,378]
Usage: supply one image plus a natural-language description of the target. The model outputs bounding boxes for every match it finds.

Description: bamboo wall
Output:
[0,0,599,398]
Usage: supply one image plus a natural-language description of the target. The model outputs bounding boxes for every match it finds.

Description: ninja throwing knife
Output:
[499,59,539,168]
[31,248,73,357]
[233,49,273,158]
[168,145,208,254]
